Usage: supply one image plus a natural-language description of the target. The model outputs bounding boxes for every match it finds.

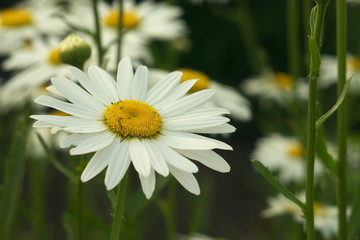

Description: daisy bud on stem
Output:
[59,34,91,70]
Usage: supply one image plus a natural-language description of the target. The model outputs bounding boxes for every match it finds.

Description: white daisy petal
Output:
[160,130,232,150]
[176,149,230,172]
[154,141,198,173]
[51,76,105,113]
[62,125,108,133]
[139,168,156,199]
[132,65,148,101]
[105,141,131,190]
[88,66,119,103]
[81,142,116,182]
[163,116,229,131]
[159,89,216,117]
[31,115,103,128]
[193,123,236,134]
[117,56,134,100]
[146,71,182,105]
[68,132,116,155]
[168,165,200,195]
[143,139,169,176]
[129,138,151,177]
[34,96,101,120]
[69,66,109,105]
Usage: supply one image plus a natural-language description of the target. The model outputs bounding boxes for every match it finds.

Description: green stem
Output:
[166,180,176,240]
[286,0,300,80]
[116,0,124,68]
[306,1,330,239]
[336,0,348,238]
[110,173,129,240]
[76,179,84,240]
[92,0,103,66]
[303,0,313,69]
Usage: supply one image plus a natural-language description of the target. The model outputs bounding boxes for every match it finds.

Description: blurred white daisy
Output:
[263,193,340,240]
[189,0,230,4]
[31,57,234,199]
[178,233,228,240]
[318,54,360,93]
[0,0,67,54]
[251,134,323,184]
[99,0,187,42]
[149,68,252,121]
[0,38,69,112]
[241,71,308,105]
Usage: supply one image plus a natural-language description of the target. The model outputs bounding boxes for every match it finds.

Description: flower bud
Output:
[59,34,91,69]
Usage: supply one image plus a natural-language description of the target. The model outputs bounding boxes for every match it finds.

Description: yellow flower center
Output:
[104,100,162,138]
[178,69,210,93]
[0,8,33,27]
[347,56,360,71]
[272,73,294,90]
[287,142,305,158]
[47,48,62,65]
[103,10,140,29]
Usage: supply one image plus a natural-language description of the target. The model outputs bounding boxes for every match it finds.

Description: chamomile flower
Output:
[0,38,69,112]
[252,134,323,184]
[319,54,360,93]
[241,71,308,105]
[99,0,187,42]
[0,0,67,54]
[149,68,252,121]
[31,57,234,198]
[263,193,340,240]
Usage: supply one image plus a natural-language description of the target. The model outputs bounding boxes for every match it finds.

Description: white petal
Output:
[159,89,216,118]
[154,141,198,173]
[139,168,156,199]
[143,139,169,176]
[146,71,181,105]
[51,76,105,113]
[88,66,119,104]
[34,95,102,120]
[176,149,230,172]
[68,132,116,155]
[169,165,200,195]
[31,115,103,128]
[163,116,229,131]
[105,140,131,190]
[62,125,108,133]
[81,142,116,182]
[193,123,236,134]
[117,56,134,100]
[161,130,233,150]
[132,65,148,101]
[69,66,109,105]
[129,138,151,177]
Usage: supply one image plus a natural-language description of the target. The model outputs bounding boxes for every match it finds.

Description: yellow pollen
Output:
[104,10,140,29]
[347,56,360,71]
[273,73,294,90]
[0,8,33,27]
[178,68,210,93]
[287,142,305,158]
[48,48,62,65]
[104,100,162,138]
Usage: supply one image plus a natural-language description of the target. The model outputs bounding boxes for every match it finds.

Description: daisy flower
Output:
[251,134,323,184]
[241,71,308,105]
[263,193,340,240]
[30,57,234,199]
[0,38,69,112]
[0,0,67,54]
[149,68,252,121]
[318,54,360,93]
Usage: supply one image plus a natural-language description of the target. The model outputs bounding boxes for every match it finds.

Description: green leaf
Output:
[309,6,318,37]
[309,36,321,78]
[0,117,29,239]
[251,160,306,213]
[316,76,352,130]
